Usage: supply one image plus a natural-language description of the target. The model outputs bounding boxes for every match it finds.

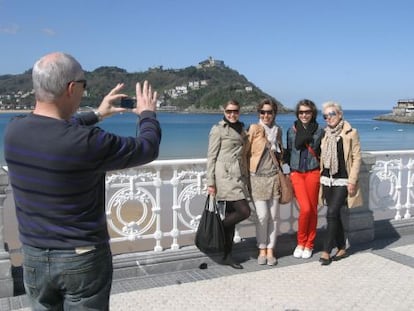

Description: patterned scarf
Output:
[322,119,344,176]
[259,120,280,152]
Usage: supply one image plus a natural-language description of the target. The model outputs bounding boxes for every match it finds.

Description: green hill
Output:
[0,63,291,113]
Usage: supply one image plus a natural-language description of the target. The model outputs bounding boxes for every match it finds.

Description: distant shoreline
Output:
[0,110,32,114]
[0,109,295,115]
[374,113,414,124]
[5,110,413,123]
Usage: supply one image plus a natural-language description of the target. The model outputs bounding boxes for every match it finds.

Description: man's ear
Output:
[65,82,75,98]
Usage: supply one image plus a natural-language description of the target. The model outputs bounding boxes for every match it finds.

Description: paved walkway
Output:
[2,234,414,311]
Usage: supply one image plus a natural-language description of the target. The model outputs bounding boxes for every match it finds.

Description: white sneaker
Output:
[293,246,304,258]
[302,248,313,259]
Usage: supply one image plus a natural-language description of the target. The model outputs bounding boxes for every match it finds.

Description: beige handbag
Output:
[277,169,294,204]
[267,142,294,204]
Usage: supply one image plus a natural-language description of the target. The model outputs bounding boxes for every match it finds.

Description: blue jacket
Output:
[286,124,324,172]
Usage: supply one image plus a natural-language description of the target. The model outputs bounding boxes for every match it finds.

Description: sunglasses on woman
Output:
[298,110,312,115]
[225,109,240,114]
[323,111,337,120]
[260,110,274,115]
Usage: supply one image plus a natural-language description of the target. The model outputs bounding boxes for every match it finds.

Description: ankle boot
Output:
[223,255,243,269]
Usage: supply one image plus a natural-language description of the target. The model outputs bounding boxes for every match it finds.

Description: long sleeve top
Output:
[4,111,161,249]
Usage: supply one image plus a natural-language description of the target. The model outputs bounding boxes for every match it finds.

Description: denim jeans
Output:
[22,243,113,311]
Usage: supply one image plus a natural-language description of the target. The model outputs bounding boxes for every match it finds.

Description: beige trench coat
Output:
[206,120,250,201]
[319,120,363,208]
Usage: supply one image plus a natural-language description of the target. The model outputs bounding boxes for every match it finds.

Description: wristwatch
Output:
[94,110,103,122]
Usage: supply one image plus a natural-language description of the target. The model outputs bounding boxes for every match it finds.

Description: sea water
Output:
[0,110,413,164]
[101,109,414,158]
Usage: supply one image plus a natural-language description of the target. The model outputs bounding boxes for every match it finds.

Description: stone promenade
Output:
[1,232,414,311]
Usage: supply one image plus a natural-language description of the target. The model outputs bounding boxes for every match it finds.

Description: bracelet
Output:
[94,110,103,122]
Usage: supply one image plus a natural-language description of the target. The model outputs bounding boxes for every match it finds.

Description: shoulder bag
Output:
[195,195,226,254]
[267,142,294,204]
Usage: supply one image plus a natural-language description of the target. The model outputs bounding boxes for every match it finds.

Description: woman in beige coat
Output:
[319,101,362,265]
[248,98,283,266]
[206,100,251,269]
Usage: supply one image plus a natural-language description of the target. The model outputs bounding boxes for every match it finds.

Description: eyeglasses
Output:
[260,110,274,115]
[69,79,87,89]
[298,110,312,115]
[323,111,337,120]
[225,109,240,114]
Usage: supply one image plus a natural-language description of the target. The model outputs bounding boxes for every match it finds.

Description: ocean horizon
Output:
[1,109,413,165]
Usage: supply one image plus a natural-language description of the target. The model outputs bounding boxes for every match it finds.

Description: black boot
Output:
[222,253,243,269]
[221,221,242,269]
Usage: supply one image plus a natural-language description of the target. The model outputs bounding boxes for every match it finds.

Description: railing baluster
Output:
[404,159,414,219]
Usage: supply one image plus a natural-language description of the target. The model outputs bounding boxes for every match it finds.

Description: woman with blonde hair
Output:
[319,101,362,265]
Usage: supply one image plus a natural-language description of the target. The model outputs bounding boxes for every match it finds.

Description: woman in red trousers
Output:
[286,99,324,259]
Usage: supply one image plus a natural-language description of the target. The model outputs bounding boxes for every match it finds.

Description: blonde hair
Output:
[322,101,343,114]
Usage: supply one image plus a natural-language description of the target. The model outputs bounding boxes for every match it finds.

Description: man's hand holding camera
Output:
[96,80,157,120]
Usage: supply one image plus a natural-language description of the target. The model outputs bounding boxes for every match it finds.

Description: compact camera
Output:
[120,98,136,109]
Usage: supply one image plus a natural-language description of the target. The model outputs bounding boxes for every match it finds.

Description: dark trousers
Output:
[222,199,251,257]
[322,185,348,253]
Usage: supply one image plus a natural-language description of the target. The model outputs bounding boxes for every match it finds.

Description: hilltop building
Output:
[197,56,225,69]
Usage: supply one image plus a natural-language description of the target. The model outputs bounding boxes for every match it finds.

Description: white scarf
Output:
[259,120,280,152]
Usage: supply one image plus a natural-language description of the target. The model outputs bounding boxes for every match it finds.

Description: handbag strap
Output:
[292,125,319,161]
[266,142,282,171]
[306,144,319,161]
[205,195,220,213]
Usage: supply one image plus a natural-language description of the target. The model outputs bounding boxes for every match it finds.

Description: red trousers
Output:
[290,169,320,249]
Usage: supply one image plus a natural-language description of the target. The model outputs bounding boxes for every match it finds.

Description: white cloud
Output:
[41,28,56,36]
[0,23,19,34]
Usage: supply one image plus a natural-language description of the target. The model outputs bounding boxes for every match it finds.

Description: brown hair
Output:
[256,98,278,114]
[295,99,318,122]
[224,99,241,110]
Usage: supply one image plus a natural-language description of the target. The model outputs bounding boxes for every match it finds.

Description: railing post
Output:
[0,168,13,297]
[344,153,376,245]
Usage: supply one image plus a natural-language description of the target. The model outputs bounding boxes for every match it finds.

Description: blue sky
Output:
[1,0,413,110]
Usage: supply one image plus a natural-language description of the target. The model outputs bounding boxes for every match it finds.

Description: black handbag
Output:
[195,195,226,254]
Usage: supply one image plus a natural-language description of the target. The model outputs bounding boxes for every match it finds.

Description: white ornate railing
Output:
[105,159,208,252]
[2,150,414,257]
[368,150,414,220]
[104,159,322,252]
